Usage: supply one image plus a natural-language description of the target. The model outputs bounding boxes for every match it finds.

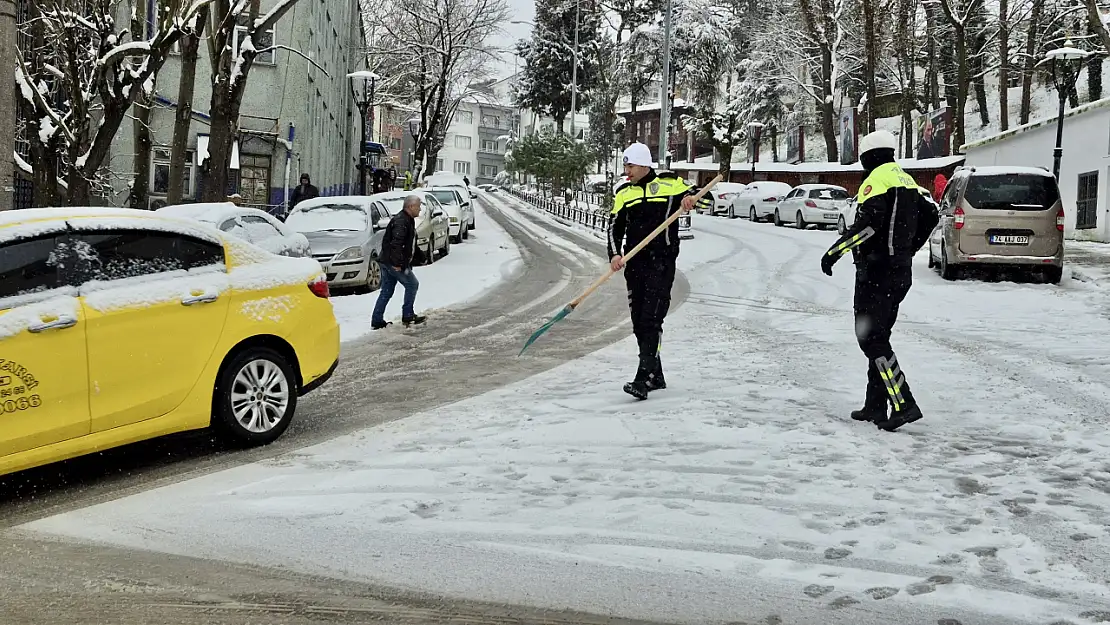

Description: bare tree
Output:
[16,0,211,206]
[1019,0,1044,123]
[365,0,508,181]
[201,0,308,201]
[931,0,986,151]
[167,7,208,204]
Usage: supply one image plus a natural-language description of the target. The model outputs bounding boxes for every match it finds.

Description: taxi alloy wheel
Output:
[215,347,297,445]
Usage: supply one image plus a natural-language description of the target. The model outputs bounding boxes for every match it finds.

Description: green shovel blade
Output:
[518,304,573,356]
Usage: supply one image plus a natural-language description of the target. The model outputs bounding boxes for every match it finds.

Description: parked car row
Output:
[156,178,477,294]
[697,165,1066,284]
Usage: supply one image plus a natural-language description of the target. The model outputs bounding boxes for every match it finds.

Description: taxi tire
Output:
[213,347,298,447]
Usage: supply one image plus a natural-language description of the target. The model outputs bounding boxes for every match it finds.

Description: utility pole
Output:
[657,0,673,168]
[568,0,580,138]
[0,0,15,209]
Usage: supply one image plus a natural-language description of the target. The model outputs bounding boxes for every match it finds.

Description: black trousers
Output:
[624,253,676,377]
[853,262,916,413]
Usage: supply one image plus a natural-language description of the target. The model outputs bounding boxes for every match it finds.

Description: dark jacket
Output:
[827,162,939,267]
[291,182,319,208]
[381,210,417,269]
[607,170,692,260]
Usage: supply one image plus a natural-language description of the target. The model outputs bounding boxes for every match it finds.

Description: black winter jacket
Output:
[607,170,692,260]
[381,210,417,269]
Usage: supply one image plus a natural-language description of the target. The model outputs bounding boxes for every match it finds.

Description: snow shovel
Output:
[518,174,725,356]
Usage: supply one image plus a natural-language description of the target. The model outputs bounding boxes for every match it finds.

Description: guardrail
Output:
[503,186,610,231]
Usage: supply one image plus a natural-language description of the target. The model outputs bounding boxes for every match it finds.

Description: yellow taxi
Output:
[0,207,340,478]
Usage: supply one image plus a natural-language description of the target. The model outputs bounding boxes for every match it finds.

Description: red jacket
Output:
[933,174,948,201]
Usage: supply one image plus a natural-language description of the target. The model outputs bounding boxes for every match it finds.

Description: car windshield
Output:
[964,174,1060,211]
[810,188,849,200]
[285,205,368,232]
[429,190,458,205]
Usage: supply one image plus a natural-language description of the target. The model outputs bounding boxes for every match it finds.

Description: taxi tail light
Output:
[308,276,330,298]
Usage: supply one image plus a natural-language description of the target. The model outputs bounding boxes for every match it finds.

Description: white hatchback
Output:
[156,202,311,257]
[731,182,794,223]
[775,184,851,230]
[708,182,748,217]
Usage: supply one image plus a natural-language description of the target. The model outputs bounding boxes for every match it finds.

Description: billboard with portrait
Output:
[916,107,951,159]
[838,109,857,165]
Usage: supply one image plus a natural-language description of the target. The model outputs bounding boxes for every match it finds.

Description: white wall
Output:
[437,102,478,178]
[963,104,1110,243]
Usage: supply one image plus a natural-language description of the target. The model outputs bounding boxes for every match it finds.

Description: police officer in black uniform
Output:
[608,142,698,400]
[821,130,939,431]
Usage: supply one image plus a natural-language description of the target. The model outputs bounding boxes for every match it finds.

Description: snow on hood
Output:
[301,230,367,255]
[0,294,80,340]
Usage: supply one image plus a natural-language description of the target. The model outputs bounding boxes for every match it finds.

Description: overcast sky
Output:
[487,0,536,79]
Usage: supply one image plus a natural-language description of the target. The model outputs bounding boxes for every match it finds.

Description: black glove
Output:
[821,252,837,276]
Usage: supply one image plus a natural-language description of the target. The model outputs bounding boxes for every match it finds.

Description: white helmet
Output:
[858,130,897,160]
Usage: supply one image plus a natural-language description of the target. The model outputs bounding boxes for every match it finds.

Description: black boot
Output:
[877,403,923,431]
[402,314,426,327]
[871,354,922,431]
[623,352,655,400]
[853,368,888,422]
[646,355,666,390]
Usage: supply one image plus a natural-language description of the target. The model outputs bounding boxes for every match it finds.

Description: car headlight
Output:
[333,246,364,262]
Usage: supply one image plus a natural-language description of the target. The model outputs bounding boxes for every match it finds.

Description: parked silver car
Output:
[371,190,452,264]
[284,196,391,292]
[156,202,311,257]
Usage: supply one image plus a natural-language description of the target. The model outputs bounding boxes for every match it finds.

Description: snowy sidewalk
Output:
[21,215,1110,625]
[328,201,522,342]
[1066,240,1110,285]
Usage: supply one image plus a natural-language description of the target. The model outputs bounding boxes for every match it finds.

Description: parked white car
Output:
[775,184,851,229]
[731,181,794,222]
[426,186,473,243]
[156,202,310,257]
[372,190,452,263]
[423,172,476,230]
[838,197,859,234]
[708,182,748,217]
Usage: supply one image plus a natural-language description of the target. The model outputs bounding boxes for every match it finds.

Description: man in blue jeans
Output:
[372,194,427,329]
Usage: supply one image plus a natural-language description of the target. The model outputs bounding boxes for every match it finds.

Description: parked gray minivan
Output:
[928,166,1065,283]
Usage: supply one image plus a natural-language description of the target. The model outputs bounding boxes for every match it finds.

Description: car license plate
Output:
[990,235,1029,245]
[823,213,838,219]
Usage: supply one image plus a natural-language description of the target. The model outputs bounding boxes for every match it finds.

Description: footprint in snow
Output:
[803,585,834,598]
[828,596,860,609]
[824,547,852,560]
[865,587,899,600]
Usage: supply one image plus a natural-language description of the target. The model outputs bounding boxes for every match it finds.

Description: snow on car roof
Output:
[156,202,250,224]
[292,196,377,211]
[795,183,848,190]
[0,207,223,246]
[960,165,1054,177]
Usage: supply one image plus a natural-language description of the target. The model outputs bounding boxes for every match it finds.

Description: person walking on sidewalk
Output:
[372,194,427,330]
[608,142,698,400]
[820,130,939,432]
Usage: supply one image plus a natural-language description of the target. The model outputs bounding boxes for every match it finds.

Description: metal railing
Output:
[503,185,610,231]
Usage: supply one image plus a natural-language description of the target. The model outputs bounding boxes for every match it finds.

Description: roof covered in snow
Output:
[669,155,965,173]
[962,95,1110,152]
[957,165,1054,177]
[617,98,689,115]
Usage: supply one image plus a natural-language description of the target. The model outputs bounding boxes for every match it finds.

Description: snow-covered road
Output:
[21,208,1110,625]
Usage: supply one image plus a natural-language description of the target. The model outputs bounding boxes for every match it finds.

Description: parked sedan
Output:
[426,186,472,243]
[708,182,748,217]
[284,196,391,292]
[731,181,794,222]
[371,190,452,263]
[776,184,851,229]
[156,202,311,257]
[838,197,858,234]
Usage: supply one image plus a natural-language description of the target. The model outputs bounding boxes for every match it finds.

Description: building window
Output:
[454,135,472,149]
[454,160,471,175]
[390,137,402,150]
[151,147,194,199]
[481,139,497,153]
[457,110,473,124]
[480,164,497,177]
[234,16,275,65]
[481,115,501,128]
[436,159,444,171]
[1077,170,1098,230]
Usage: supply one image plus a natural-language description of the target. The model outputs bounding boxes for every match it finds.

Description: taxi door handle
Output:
[181,293,219,306]
[28,316,78,333]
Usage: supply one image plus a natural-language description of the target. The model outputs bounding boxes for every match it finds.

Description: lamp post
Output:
[348,70,380,195]
[748,121,764,181]
[1041,40,1089,180]
[407,116,422,178]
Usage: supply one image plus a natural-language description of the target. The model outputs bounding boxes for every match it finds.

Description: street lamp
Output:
[407,116,422,175]
[348,70,380,195]
[748,121,764,181]
[1040,40,1089,180]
